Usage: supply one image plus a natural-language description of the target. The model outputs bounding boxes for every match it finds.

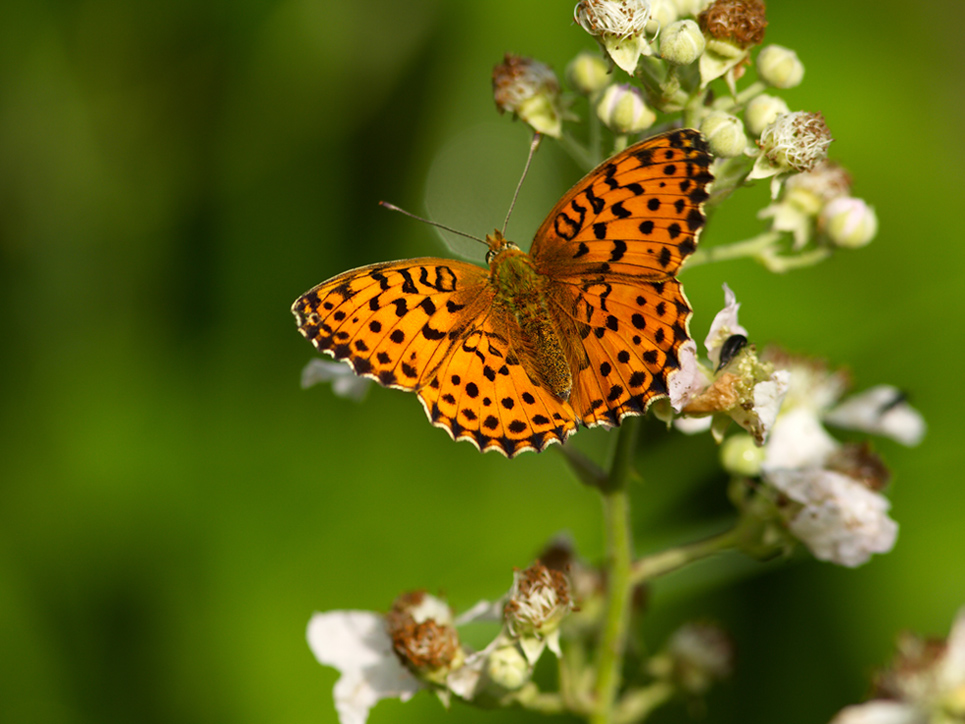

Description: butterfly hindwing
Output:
[417,315,579,456]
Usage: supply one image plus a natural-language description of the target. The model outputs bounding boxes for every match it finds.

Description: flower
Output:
[696,0,767,89]
[386,591,464,687]
[648,622,735,695]
[757,160,852,248]
[503,562,575,664]
[678,284,790,444]
[307,610,424,724]
[575,0,654,74]
[830,607,965,724]
[749,111,834,192]
[824,386,925,446]
[492,54,564,138]
[301,359,371,401]
[767,467,898,567]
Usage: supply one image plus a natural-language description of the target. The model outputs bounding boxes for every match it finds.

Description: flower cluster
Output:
[299,2,931,722]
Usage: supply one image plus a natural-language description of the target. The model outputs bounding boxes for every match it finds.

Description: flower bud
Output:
[700,110,747,157]
[756,44,804,88]
[673,0,711,16]
[492,54,564,138]
[820,196,878,248]
[485,645,530,691]
[575,0,654,74]
[646,0,680,34]
[566,51,611,95]
[744,93,789,136]
[720,433,765,476]
[596,83,656,134]
[660,19,705,65]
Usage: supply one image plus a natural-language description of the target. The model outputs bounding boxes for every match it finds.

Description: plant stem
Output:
[590,416,639,724]
[685,231,782,268]
[630,526,743,586]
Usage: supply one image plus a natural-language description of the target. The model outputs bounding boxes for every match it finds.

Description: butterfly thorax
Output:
[486,230,573,401]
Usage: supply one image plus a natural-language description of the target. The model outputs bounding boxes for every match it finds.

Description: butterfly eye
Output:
[486,250,496,264]
[717,334,748,371]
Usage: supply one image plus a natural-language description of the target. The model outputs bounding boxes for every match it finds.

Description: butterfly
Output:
[292,128,713,457]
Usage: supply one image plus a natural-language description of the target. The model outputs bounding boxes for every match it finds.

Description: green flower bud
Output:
[820,197,878,248]
[485,645,530,692]
[744,93,789,136]
[660,19,706,65]
[756,44,804,88]
[720,433,765,476]
[596,83,656,134]
[647,0,680,33]
[700,110,747,157]
[566,51,611,95]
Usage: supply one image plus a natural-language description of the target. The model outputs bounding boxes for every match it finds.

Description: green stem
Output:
[630,526,743,587]
[590,416,639,724]
[613,681,676,724]
[685,230,782,268]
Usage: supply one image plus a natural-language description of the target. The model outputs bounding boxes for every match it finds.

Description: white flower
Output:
[767,468,898,567]
[575,0,654,74]
[678,284,788,444]
[825,385,925,446]
[302,359,371,401]
[757,159,852,248]
[503,563,574,664]
[830,607,965,724]
[749,112,834,195]
[307,611,424,724]
[829,700,924,724]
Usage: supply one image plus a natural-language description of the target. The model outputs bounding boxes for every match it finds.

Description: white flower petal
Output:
[825,385,926,446]
[307,611,423,724]
[674,415,713,434]
[938,607,965,691]
[301,359,370,401]
[763,407,839,472]
[828,700,925,724]
[768,469,898,567]
[669,338,701,410]
[705,283,748,368]
[454,598,505,626]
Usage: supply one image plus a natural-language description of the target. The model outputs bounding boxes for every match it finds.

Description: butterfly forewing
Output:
[531,128,712,280]
[292,258,490,390]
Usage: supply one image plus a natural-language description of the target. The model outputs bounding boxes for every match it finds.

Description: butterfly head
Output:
[484,229,520,265]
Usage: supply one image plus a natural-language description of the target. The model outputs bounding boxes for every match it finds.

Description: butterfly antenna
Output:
[379,201,488,246]
[501,132,542,236]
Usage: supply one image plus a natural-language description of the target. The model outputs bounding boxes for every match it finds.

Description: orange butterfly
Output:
[292,129,713,457]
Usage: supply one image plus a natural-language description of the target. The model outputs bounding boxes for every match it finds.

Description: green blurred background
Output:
[2,1,963,722]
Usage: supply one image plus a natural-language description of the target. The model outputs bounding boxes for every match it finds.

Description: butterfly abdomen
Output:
[490,247,573,401]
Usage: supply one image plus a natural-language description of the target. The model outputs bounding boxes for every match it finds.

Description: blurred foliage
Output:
[1,1,964,723]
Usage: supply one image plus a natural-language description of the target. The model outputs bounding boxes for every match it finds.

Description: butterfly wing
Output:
[292,257,579,456]
[292,258,491,391]
[416,311,579,457]
[530,128,713,426]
